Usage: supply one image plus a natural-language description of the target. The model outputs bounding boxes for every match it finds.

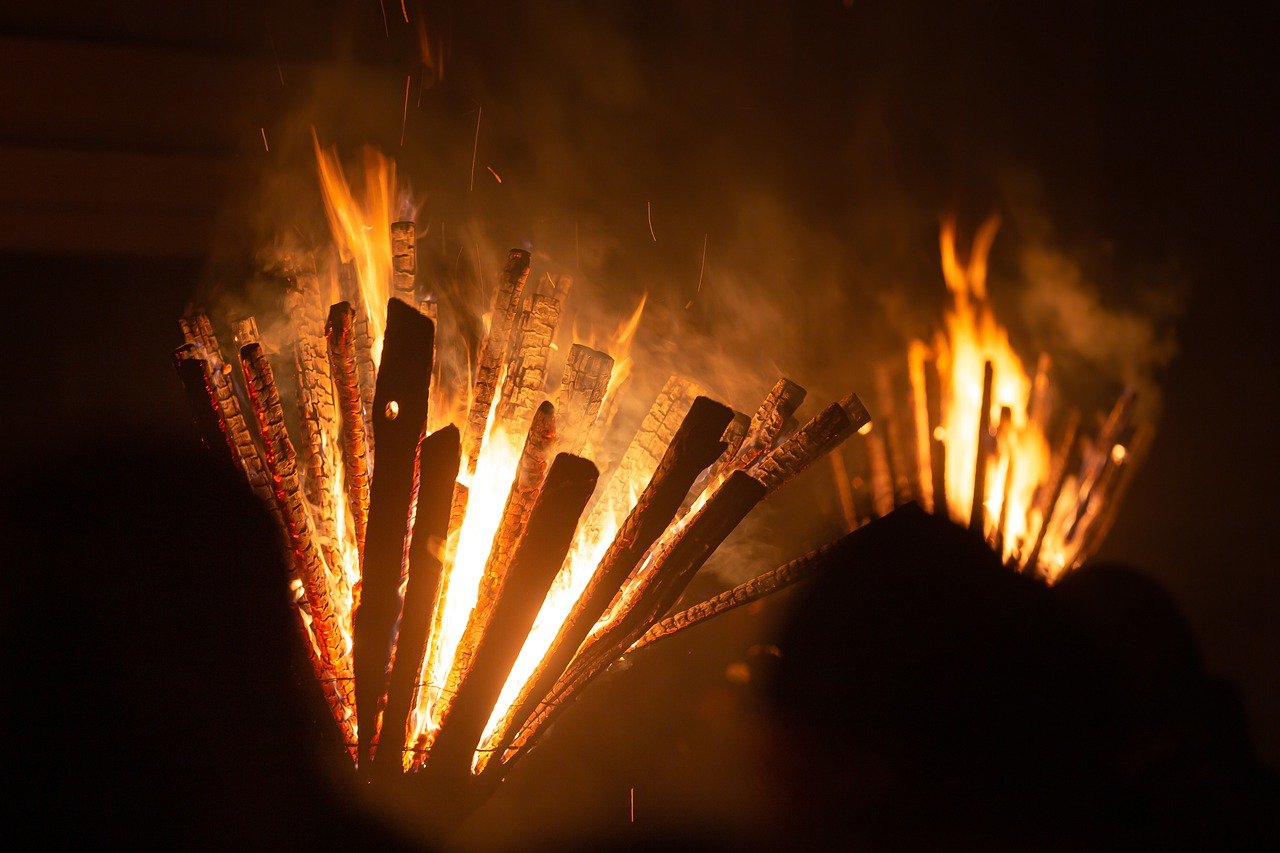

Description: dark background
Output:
[2,0,1275,842]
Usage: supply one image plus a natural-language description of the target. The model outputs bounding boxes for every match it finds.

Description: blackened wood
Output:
[482,397,732,770]
[374,425,461,779]
[924,356,948,517]
[1023,408,1081,576]
[503,470,768,769]
[173,345,236,466]
[427,453,599,782]
[355,297,435,772]
[970,360,994,534]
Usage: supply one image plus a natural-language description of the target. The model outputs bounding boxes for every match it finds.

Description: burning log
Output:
[342,263,378,452]
[680,410,751,516]
[463,249,531,474]
[354,298,436,771]
[238,342,355,727]
[326,302,372,554]
[433,403,558,734]
[630,536,852,653]
[551,343,614,455]
[375,425,461,779]
[391,221,416,303]
[1023,408,1081,575]
[924,354,948,516]
[476,397,733,774]
[500,274,566,427]
[862,427,895,518]
[178,317,278,517]
[505,470,768,766]
[1079,422,1154,559]
[230,316,261,347]
[733,378,808,471]
[970,360,995,533]
[874,361,914,505]
[752,393,872,495]
[425,453,599,783]
[173,346,237,465]
[287,267,345,581]
[828,449,858,532]
[907,343,934,513]
[992,405,1014,551]
[585,375,705,529]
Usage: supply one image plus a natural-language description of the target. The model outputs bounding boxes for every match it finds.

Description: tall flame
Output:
[313,132,396,365]
[934,216,1051,564]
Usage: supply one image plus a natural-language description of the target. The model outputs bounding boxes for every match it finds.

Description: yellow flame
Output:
[933,216,1050,564]
[313,132,396,365]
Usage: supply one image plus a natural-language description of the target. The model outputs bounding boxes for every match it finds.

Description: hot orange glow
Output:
[932,217,1052,567]
[313,132,397,365]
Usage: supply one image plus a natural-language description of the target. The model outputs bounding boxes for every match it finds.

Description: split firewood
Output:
[353,298,435,772]
[463,249,531,474]
[326,302,372,555]
[552,343,614,455]
[425,453,599,782]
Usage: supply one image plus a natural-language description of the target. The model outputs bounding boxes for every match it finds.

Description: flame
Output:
[932,216,1051,564]
[409,368,523,747]
[313,132,397,365]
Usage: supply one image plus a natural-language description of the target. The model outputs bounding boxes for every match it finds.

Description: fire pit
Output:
[173,142,1148,831]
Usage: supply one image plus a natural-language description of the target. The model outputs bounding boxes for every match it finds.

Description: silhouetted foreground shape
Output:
[764,502,1278,847]
[3,435,424,848]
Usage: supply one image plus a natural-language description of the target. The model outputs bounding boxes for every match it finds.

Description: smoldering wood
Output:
[375,425,461,780]
[341,263,378,454]
[846,430,876,525]
[1078,421,1154,561]
[1074,387,1137,513]
[179,319,279,519]
[907,343,935,514]
[630,536,853,653]
[354,298,436,772]
[1023,408,1081,576]
[750,392,871,495]
[425,453,599,783]
[463,249,531,474]
[500,274,565,427]
[678,410,750,518]
[434,404,557,734]
[288,267,345,584]
[924,355,948,517]
[551,343,614,455]
[480,397,732,772]
[874,361,914,505]
[326,302,372,555]
[173,346,237,466]
[391,220,417,302]
[239,342,355,721]
[732,378,807,471]
[585,374,704,530]
[992,406,1014,552]
[828,448,858,532]
[865,426,895,517]
[230,316,261,347]
[970,360,995,534]
[502,470,768,768]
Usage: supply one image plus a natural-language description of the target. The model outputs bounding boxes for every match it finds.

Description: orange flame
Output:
[933,216,1051,565]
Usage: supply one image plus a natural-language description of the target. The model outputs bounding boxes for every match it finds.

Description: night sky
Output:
[2,0,1275,841]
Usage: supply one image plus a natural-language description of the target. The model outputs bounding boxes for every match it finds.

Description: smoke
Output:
[192,2,1183,586]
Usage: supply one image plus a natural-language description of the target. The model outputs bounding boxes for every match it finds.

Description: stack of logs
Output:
[822,346,1153,579]
[173,222,871,824]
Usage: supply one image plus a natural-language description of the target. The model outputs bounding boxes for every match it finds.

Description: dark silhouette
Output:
[763,503,1278,848]
[2,434,426,848]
